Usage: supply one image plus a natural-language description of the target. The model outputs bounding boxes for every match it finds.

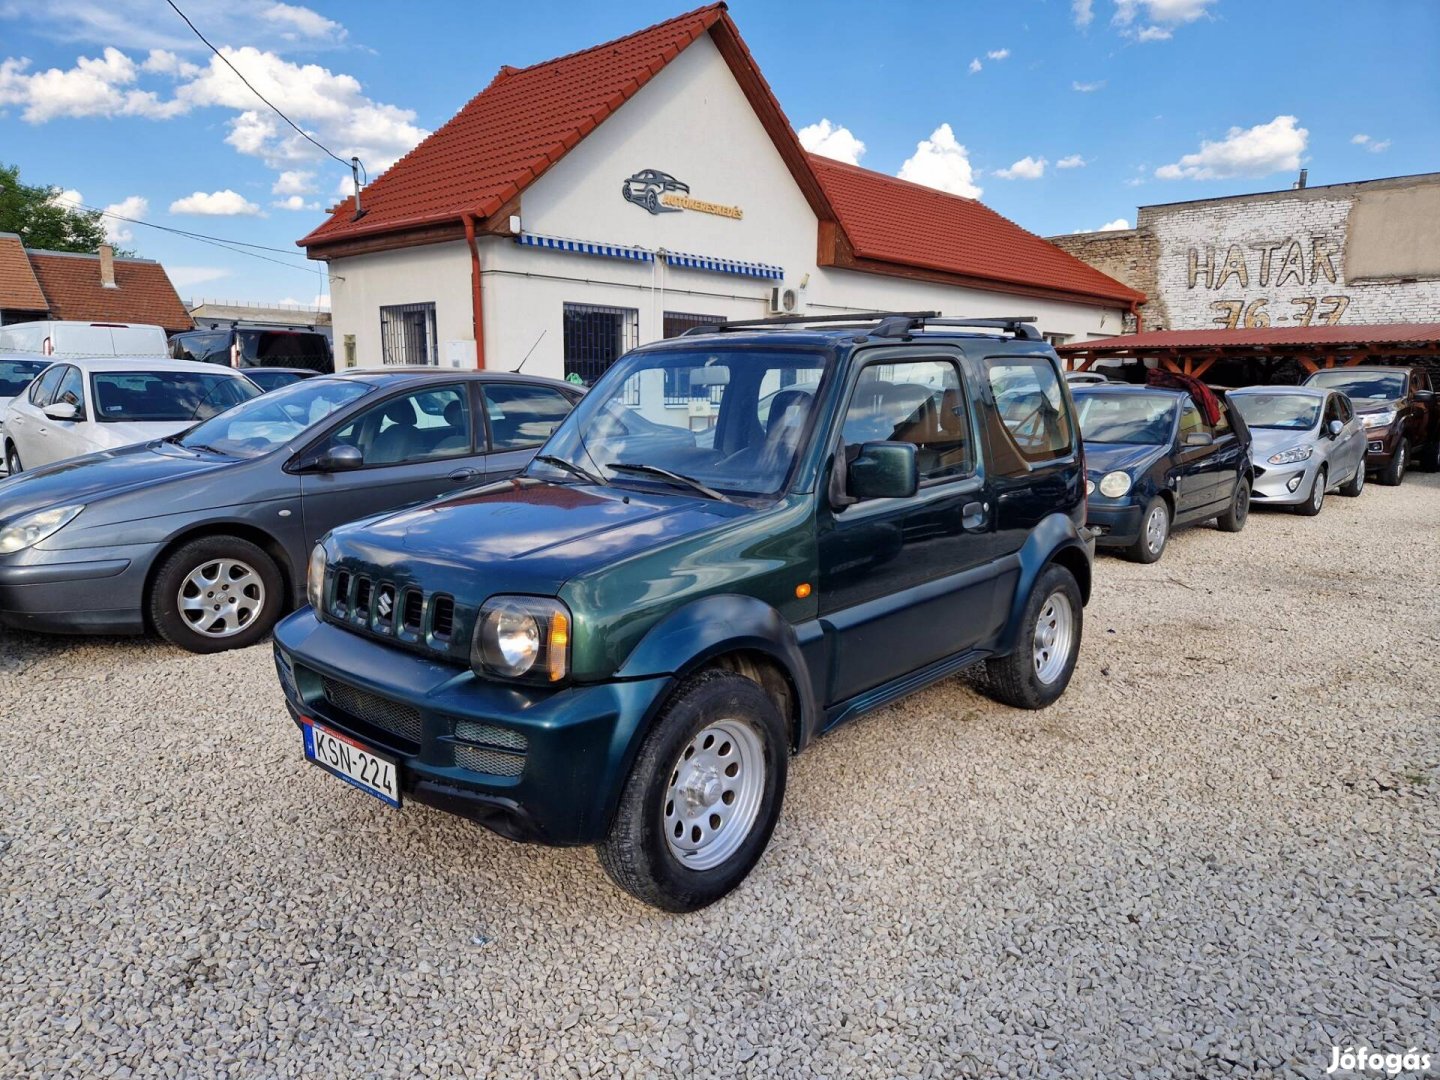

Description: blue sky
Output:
[2,0,1436,307]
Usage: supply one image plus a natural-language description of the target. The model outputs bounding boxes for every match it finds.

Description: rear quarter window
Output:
[983,355,1074,475]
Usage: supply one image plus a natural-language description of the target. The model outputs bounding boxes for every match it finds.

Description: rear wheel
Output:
[1294,466,1326,517]
[1123,497,1170,564]
[149,536,284,653]
[1378,441,1407,486]
[1339,458,1365,497]
[984,564,1083,710]
[4,442,21,475]
[1417,439,1439,473]
[1216,475,1250,533]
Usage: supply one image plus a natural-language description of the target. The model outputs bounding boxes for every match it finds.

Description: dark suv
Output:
[1303,365,1437,484]
[170,325,334,375]
[273,313,1095,911]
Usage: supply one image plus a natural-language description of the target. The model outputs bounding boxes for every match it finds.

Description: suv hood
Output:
[328,479,745,600]
[0,440,233,520]
[1350,396,1399,414]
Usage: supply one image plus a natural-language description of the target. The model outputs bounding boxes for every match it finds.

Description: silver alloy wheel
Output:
[1311,471,1326,511]
[1032,590,1075,686]
[1395,443,1406,480]
[1353,464,1364,493]
[1144,503,1168,555]
[663,717,766,871]
[177,558,266,638]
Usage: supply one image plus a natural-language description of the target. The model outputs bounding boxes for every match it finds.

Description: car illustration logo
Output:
[622,169,689,214]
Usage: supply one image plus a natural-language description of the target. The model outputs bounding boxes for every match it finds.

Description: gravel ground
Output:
[2,475,1438,1079]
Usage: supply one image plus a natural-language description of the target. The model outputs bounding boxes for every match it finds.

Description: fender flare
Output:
[993,512,1091,656]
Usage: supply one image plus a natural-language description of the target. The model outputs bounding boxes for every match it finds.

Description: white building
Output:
[300,4,1141,392]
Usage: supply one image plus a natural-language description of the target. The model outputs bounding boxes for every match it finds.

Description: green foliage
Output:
[0,163,136,257]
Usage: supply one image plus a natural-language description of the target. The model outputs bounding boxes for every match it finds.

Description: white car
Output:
[0,319,168,358]
[2,357,259,475]
[0,354,52,462]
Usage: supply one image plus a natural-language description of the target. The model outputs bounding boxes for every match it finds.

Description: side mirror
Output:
[1182,431,1214,447]
[43,401,79,422]
[1327,419,1344,438]
[1416,389,1434,403]
[847,441,919,501]
[314,444,363,472]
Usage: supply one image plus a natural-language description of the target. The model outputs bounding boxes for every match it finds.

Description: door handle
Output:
[962,501,987,530]
[447,467,480,482]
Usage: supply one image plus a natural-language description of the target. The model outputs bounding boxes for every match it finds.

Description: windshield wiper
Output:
[183,443,231,456]
[533,453,606,486]
[607,463,731,503]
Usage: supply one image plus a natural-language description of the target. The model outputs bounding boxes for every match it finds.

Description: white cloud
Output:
[796,118,866,166]
[272,194,320,211]
[1135,25,1173,41]
[167,265,229,288]
[1072,79,1106,92]
[995,155,1047,180]
[141,49,198,78]
[1073,0,1095,28]
[272,169,317,195]
[897,124,982,199]
[1156,115,1308,180]
[1114,0,1215,40]
[261,3,346,42]
[986,48,1010,60]
[1351,133,1370,145]
[968,58,982,74]
[1056,154,1087,169]
[0,47,184,122]
[1367,139,1391,153]
[170,189,261,216]
[50,187,85,210]
[101,195,148,244]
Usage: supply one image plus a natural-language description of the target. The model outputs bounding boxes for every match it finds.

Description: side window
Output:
[983,356,1073,474]
[1323,394,1343,425]
[1336,394,1353,423]
[841,358,972,483]
[326,384,472,466]
[482,383,573,450]
[1178,396,1210,440]
[28,366,64,406]
[54,366,86,416]
[1414,370,1430,392]
[1212,400,1233,437]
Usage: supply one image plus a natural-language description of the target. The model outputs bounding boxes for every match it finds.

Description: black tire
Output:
[1338,457,1366,497]
[1417,439,1440,473]
[1377,441,1407,486]
[598,669,788,912]
[4,442,21,475]
[1122,497,1170,564]
[983,564,1083,711]
[149,536,285,654]
[1216,475,1250,533]
[1293,466,1326,517]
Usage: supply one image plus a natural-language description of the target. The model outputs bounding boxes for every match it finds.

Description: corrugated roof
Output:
[0,233,50,312]
[26,251,192,333]
[1058,324,1440,351]
[809,156,1145,306]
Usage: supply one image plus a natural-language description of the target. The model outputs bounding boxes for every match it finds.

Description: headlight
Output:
[1098,471,1132,498]
[0,504,84,554]
[306,543,326,610]
[472,596,571,683]
[1361,410,1396,429]
[1267,445,1314,465]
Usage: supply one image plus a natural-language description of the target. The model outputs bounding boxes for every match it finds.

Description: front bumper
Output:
[273,608,675,847]
[0,549,148,634]
[1362,427,1399,466]
[1085,499,1143,548]
[1250,456,1320,505]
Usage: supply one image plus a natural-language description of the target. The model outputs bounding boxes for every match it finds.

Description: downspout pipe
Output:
[464,213,485,369]
[1129,299,1144,335]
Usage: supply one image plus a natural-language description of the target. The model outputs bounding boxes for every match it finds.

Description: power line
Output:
[163,0,352,171]
[70,199,319,275]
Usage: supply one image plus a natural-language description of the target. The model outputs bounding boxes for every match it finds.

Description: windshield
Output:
[245,369,309,392]
[0,358,48,397]
[178,377,372,458]
[533,348,829,499]
[1074,392,1176,445]
[1307,370,1405,400]
[1230,392,1320,430]
[90,371,259,423]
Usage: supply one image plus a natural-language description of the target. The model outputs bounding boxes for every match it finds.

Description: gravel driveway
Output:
[3,475,1437,1079]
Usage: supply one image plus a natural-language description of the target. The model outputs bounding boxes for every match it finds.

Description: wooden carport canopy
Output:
[1057,322,1440,380]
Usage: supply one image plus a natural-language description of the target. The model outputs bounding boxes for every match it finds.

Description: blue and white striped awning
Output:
[515,232,783,280]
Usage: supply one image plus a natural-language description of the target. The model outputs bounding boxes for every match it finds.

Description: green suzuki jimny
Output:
[275,313,1094,911]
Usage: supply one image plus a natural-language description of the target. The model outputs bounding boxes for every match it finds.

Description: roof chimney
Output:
[99,243,118,289]
[1293,168,1308,190]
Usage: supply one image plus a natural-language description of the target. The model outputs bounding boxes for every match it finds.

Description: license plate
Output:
[301,717,401,808]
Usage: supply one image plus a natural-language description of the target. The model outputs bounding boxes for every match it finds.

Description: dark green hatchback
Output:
[274,313,1094,911]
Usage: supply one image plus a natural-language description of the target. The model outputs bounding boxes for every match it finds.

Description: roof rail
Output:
[905,316,1043,341]
[679,311,1044,341]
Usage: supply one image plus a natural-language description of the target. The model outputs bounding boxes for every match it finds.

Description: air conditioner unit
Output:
[769,285,801,315]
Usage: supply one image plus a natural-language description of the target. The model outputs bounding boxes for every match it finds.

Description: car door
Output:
[478,380,582,479]
[9,364,66,468]
[817,351,1003,705]
[1324,391,1364,482]
[1172,394,1226,516]
[298,382,486,548]
[40,364,94,465]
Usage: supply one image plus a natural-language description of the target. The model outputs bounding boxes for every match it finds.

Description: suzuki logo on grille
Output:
[376,588,394,618]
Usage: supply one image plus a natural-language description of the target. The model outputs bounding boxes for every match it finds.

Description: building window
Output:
[662,311,725,404]
[563,303,638,389]
[380,302,438,365]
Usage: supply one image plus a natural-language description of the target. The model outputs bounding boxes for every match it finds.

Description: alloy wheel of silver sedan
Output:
[177,558,267,638]
[663,716,766,872]
[1032,591,1075,686]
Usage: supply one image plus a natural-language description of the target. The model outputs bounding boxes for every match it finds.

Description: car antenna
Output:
[512,330,546,374]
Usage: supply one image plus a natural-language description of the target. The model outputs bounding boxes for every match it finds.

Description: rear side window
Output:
[1179,396,1211,438]
[482,383,573,449]
[984,356,1073,472]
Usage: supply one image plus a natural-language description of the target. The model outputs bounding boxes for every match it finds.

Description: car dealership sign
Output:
[622,169,742,220]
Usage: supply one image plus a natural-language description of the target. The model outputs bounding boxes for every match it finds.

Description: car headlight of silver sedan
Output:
[1267,445,1314,465]
[1360,410,1396,429]
[0,504,84,554]
[472,596,571,683]
[1098,471,1132,498]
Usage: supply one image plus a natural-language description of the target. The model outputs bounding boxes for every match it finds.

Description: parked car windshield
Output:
[177,376,373,458]
[532,348,829,499]
[1229,392,1320,430]
[1073,392,1176,444]
[1307,370,1405,401]
[91,371,260,423]
[0,358,49,396]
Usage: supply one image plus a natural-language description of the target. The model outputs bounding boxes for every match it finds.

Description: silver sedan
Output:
[1226,385,1367,515]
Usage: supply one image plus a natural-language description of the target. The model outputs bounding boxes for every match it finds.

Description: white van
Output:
[0,320,169,358]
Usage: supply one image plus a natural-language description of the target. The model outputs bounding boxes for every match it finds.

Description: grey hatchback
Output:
[0,368,581,651]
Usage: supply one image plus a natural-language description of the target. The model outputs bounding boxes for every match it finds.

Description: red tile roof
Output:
[808,156,1145,306]
[26,251,193,334]
[1057,324,1440,352]
[0,233,49,312]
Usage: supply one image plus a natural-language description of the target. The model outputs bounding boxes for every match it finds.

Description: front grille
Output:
[333,570,351,616]
[455,720,527,751]
[401,589,424,634]
[321,676,422,747]
[374,583,397,634]
[354,577,373,622]
[432,596,455,640]
[328,569,461,658]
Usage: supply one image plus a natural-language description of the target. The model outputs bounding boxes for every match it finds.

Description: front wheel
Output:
[1294,466,1326,517]
[598,670,787,912]
[1338,458,1365,497]
[984,564,1083,710]
[149,536,284,653]
[1216,475,1250,533]
[1123,497,1170,564]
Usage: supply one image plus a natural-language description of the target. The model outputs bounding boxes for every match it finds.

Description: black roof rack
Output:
[679,311,1043,341]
